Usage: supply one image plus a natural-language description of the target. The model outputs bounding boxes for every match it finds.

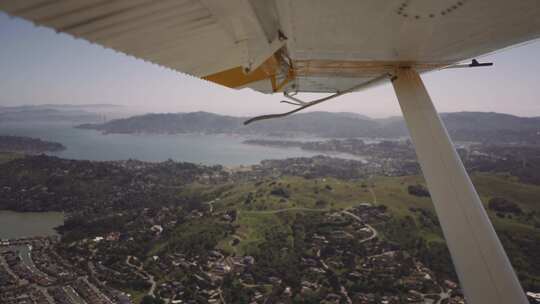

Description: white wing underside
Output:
[1,0,539,93]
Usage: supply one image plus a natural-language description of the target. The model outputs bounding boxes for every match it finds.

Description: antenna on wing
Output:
[445,58,493,69]
[244,73,392,125]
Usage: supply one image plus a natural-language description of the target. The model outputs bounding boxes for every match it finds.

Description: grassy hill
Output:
[2,154,537,293]
[200,173,540,290]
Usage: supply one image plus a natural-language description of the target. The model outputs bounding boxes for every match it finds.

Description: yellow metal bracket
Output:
[203,48,294,93]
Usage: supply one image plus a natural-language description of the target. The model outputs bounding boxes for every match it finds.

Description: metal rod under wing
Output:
[391,68,527,304]
[244,73,391,125]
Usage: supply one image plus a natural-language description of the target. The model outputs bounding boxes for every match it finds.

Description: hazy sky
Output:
[1,12,539,118]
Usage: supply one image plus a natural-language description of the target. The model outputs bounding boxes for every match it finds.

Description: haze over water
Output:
[0,122,366,166]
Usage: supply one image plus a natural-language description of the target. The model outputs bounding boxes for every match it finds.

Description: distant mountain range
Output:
[376,112,540,143]
[77,111,540,144]
[0,104,122,123]
[0,104,121,112]
[77,111,381,137]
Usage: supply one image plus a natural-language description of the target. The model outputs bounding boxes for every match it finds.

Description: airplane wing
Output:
[1,0,539,94]
[2,2,540,304]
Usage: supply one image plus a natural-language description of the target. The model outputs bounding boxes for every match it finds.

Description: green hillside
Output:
[203,173,540,290]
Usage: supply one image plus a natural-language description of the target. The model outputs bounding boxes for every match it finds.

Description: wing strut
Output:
[392,67,527,304]
[244,73,392,125]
